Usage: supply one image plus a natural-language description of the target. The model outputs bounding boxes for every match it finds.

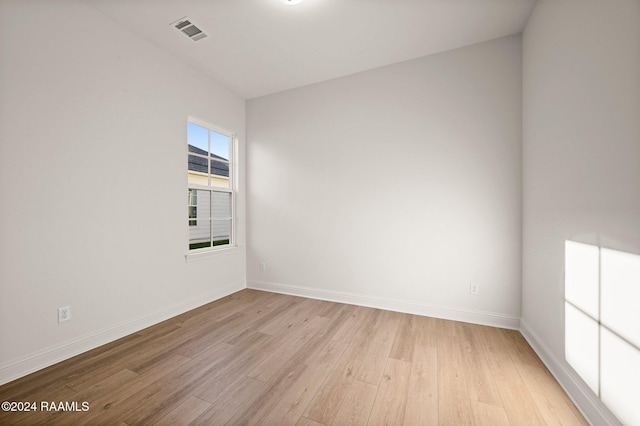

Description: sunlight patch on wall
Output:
[564,241,640,425]
[601,248,640,348]
[564,301,599,394]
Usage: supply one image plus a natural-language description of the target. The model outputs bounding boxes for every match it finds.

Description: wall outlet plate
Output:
[470,284,480,295]
[58,306,71,323]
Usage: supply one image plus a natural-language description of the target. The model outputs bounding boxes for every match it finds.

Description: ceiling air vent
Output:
[172,17,207,42]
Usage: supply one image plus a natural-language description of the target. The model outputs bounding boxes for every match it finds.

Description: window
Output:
[187,120,234,251]
[564,241,640,425]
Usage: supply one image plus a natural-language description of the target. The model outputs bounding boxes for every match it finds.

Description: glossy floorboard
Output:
[0,289,587,425]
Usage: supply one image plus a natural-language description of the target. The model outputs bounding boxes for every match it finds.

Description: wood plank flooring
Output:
[0,290,587,425]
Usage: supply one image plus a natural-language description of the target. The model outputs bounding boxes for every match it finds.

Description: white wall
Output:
[247,36,523,328]
[0,0,246,384]
[521,1,640,424]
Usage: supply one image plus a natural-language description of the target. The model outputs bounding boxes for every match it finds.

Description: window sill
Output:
[185,245,241,263]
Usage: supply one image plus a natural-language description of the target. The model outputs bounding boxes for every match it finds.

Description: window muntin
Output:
[187,121,234,251]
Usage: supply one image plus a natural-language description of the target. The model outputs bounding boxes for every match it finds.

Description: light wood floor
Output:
[0,289,587,425]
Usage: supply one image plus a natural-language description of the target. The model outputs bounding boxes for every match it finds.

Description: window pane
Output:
[210,130,230,161]
[565,302,599,394]
[189,154,209,174]
[601,327,640,426]
[196,190,211,218]
[210,158,229,177]
[189,218,211,250]
[188,190,211,250]
[212,219,231,246]
[210,159,230,188]
[601,248,640,348]
[188,122,208,153]
[188,206,197,226]
[187,189,197,205]
[188,154,209,185]
[212,192,231,218]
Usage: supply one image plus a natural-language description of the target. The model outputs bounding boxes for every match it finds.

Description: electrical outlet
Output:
[260,262,267,272]
[58,306,71,323]
[469,284,480,295]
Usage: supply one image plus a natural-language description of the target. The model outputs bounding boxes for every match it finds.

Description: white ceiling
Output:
[84,0,536,99]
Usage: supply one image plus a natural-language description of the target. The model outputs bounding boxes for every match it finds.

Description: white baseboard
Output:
[519,319,621,426]
[0,283,244,386]
[247,279,520,330]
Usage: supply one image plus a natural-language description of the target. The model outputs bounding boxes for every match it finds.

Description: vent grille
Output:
[172,17,207,42]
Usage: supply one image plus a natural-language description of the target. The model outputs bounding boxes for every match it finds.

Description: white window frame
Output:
[186,117,237,258]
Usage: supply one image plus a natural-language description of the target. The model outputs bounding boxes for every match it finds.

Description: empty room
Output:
[0,0,638,424]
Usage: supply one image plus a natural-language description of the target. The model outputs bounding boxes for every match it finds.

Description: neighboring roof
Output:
[188,145,229,177]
